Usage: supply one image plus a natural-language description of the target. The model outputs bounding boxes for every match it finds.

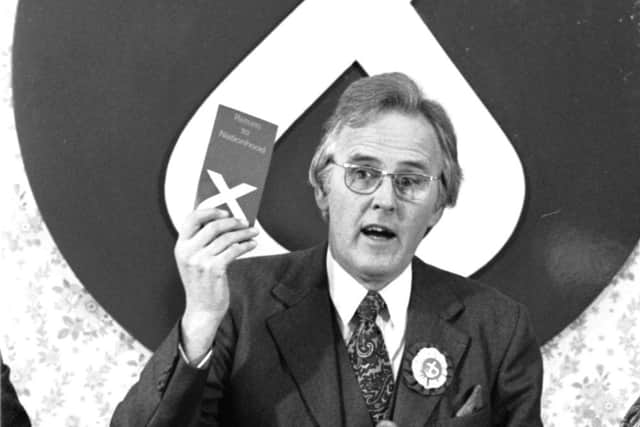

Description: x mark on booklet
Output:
[197,170,257,222]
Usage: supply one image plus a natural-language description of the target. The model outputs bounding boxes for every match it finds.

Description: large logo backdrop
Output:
[12,0,640,349]
[164,0,527,275]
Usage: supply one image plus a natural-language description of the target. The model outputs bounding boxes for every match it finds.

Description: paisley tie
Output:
[347,291,395,423]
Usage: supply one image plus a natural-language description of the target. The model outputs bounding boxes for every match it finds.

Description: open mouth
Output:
[361,225,397,240]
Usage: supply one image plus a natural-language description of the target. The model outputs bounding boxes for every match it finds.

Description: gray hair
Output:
[308,72,463,219]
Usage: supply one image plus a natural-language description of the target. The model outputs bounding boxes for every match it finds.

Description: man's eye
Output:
[397,175,420,187]
[353,167,373,180]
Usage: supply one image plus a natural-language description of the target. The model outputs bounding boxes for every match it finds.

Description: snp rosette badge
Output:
[402,343,453,396]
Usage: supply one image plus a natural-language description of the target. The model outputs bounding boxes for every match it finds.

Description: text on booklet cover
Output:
[195,105,278,225]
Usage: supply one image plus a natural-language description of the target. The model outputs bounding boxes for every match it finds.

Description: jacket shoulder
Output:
[414,258,527,322]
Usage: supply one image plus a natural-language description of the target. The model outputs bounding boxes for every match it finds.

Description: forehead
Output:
[332,111,442,170]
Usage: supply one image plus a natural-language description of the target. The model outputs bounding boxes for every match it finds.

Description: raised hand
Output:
[175,208,258,360]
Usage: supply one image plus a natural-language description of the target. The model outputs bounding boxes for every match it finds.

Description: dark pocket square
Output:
[455,385,484,417]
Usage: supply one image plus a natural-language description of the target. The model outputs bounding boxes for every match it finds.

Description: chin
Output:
[356,260,402,283]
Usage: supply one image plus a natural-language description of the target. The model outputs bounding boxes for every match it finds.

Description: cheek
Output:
[327,196,362,234]
[405,207,436,235]
[328,187,357,213]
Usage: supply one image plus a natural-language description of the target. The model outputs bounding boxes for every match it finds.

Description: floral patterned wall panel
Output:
[1,2,639,426]
[0,3,151,425]
[541,249,639,426]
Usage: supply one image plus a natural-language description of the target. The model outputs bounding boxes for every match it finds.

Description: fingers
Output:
[201,226,259,257]
[178,208,230,239]
[185,216,249,248]
[175,208,259,268]
[216,239,258,265]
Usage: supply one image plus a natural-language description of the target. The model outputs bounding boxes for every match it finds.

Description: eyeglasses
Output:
[331,161,440,201]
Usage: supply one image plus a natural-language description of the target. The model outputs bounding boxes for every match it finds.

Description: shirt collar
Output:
[326,247,412,330]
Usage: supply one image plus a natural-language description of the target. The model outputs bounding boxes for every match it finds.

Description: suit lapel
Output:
[393,259,470,427]
[266,245,346,427]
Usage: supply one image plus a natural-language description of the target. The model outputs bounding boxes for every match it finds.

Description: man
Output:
[111,72,543,426]
[622,396,640,427]
[1,353,31,427]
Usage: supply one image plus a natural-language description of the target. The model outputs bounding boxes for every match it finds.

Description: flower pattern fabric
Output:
[347,291,395,423]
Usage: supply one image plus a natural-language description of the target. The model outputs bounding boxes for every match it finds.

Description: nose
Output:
[371,175,397,211]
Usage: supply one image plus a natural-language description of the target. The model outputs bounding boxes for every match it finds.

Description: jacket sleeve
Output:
[492,303,544,427]
[1,355,32,427]
[110,314,236,427]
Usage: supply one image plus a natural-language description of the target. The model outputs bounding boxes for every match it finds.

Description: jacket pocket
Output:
[431,406,490,427]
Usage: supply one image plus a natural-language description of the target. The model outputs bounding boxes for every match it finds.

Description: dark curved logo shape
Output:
[12,0,640,349]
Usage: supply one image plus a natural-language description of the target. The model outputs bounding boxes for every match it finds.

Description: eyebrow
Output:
[347,154,382,165]
[347,154,431,172]
[398,160,431,171]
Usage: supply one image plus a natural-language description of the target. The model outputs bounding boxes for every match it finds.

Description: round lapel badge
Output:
[403,343,453,396]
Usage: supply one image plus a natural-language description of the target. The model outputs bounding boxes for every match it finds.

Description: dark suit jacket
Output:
[622,395,640,427]
[112,245,543,426]
[1,354,31,427]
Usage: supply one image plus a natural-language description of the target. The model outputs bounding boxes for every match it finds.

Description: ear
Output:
[314,184,329,213]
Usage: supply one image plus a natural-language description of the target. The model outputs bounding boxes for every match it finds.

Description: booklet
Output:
[194,104,278,225]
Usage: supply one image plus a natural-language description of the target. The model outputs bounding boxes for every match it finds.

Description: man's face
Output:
[315,110,445,289]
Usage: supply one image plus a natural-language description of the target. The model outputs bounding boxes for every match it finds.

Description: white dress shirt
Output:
[327,248,412,379]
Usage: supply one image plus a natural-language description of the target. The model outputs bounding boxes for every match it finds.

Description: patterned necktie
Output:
[347,291,395,424]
